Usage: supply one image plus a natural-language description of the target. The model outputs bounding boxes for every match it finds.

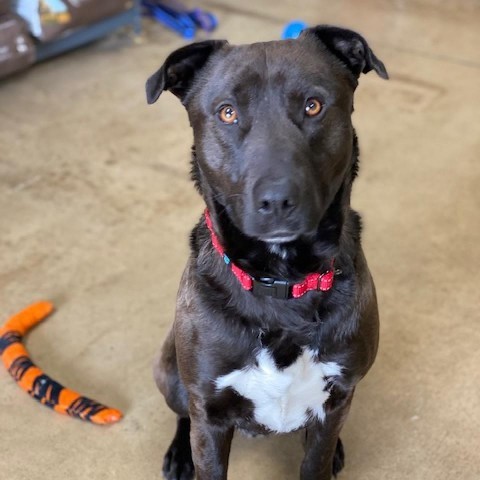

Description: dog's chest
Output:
[215,348,341,433]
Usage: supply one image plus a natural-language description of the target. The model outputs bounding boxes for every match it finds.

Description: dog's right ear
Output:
[146,40,228,105]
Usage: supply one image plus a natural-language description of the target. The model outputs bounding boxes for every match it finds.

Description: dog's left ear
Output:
[146,39,228,104]
[304,25,388,80]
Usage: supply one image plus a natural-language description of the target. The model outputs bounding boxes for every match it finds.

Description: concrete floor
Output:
[1,1,479,479]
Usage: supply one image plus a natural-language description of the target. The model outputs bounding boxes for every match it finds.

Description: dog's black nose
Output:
[256,180,299,218]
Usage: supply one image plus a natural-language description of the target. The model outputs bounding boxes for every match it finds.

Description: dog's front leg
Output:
[189,412,234,480]
[300,390,354,480]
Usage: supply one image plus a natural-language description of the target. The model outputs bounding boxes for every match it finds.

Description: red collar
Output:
[204,209,335,299]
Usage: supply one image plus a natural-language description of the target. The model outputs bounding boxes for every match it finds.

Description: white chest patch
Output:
[215,348,342,433]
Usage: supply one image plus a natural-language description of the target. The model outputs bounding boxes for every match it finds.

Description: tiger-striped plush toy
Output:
[0,301,122,425]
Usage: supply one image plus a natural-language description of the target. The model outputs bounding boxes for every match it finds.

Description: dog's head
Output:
[146,26,387,244]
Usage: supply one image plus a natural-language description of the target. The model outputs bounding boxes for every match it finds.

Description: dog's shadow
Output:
[229,431,304,478]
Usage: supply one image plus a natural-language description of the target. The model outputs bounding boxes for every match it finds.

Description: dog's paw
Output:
[332,437,345,477]
[162,441,195,480]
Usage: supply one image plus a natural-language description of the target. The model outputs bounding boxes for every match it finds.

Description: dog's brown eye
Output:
[305,98,322,117]
[218,105,238,124]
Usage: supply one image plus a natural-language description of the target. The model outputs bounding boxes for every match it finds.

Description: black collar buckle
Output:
[252,277,290,299]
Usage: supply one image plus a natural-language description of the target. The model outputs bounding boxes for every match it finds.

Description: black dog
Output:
[147,25,387,480]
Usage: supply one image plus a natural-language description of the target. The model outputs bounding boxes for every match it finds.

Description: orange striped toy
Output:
[0,301,122,425]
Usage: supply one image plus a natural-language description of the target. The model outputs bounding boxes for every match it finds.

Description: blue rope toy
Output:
[142,0,218,39]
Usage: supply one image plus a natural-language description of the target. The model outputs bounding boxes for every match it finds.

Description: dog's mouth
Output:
[257,232,300,244]
[219,200,319,245]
